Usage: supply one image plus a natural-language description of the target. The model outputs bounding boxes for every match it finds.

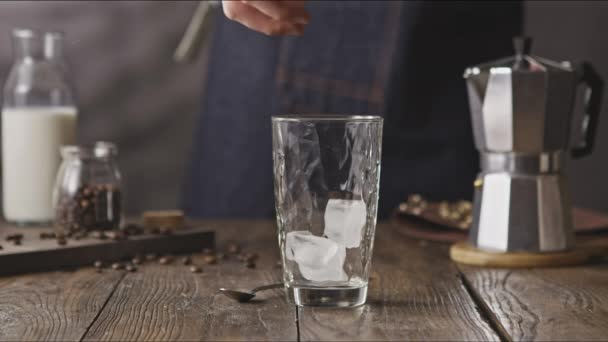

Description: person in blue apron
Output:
[184,1,523,219]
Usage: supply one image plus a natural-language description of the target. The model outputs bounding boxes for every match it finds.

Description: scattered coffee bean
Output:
[111,262,123,270]
[159,256,172,265]
[132,256,142,265]
[244,253,259,262]
[202,255,217,265]
[181,256,191,265]
[0,245,3,250]
[93,260,104,269]
[13,239,22,246]
[39,231,56,239]
[189,265,202,273]
[125,265,137,272]
[227,243,240,254]
[57,237,67,246]
[145,253,157,261]
[245,261,256,269]
[5,233,23,242]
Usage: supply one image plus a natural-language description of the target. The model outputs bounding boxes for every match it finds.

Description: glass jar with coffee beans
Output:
[53,142,122,236]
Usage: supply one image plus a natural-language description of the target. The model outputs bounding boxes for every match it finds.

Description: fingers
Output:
[223,0,308,36]
[241,0,310,24]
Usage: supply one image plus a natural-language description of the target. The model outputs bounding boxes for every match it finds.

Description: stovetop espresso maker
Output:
[464,37,604,252]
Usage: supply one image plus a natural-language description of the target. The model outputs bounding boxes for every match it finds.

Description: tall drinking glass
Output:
[272,115,383,307]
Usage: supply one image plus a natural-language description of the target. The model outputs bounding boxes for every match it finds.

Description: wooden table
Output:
[0,220,606,341]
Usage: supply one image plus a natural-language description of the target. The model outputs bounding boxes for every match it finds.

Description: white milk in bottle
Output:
[2,29,78,224]
[2,107,77,223]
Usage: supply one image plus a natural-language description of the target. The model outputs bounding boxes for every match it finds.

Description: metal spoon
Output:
[219,283,283,302]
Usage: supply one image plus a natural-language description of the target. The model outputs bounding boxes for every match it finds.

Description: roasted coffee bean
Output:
[181,256,191,265]
[145,253,157,261]
[189,265,202,273]
[245,261,256,269]
[125,265,137,272]
[227,243,240,254]
[202,255,217,265]
[57,237,67,246]
[12,239,21,246]
[131,257,142,265]
[55,183,121,233]
[93,261,104,269]
[159,256,172,265]
[244,253,259,262]
[39,232,52,239]
[0,245,3,250]
[111,262,123,270]
[6,233,23,241]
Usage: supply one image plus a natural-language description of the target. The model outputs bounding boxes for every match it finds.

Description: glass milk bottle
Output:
[2,29,78,225]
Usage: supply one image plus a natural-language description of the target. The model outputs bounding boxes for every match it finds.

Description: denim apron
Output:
[184,1,522,218]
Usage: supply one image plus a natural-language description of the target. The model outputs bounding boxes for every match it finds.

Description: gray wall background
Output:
[525,1,608,213]
[0,1,205,215]
[0,1,606,216]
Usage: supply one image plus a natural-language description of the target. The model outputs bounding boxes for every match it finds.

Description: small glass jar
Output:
[53,142,122,235]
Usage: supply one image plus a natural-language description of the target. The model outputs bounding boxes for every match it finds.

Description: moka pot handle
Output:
[571,62,604,158]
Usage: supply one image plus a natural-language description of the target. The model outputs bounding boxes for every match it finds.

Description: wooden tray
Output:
[0,223,214,276]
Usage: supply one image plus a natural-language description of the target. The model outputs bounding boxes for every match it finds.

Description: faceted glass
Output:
[272,115,383,307]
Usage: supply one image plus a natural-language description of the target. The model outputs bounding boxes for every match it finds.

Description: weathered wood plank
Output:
[0,223,214,277]
[82,220,297,341]
[459,264,608,341]
[0,269,124,341]
[298,223,499,341]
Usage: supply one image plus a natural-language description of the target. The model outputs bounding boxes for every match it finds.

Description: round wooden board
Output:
[450,242,594,268]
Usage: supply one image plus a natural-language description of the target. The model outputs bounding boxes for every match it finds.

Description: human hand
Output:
[222,1,310,36]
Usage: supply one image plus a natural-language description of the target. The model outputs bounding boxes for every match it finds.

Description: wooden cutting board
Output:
[0,222,215,276]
